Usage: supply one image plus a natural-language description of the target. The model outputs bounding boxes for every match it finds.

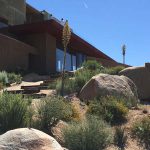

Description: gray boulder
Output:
[119,63,150,100]
[0,128,64,150]
[79,74,138,103]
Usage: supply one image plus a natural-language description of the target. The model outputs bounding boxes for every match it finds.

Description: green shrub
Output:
[56,78,76,95]
[82,60,103,71]
[0,93,32,133]
[55,62,125,95]
[114,127,127,150]
[55,69,96,95]
[7,72,22,84]
[74,69,95,92]
[104,66,125,75]
[73,62,125,93]
[48,81,57,89]
[37,96,73,134]
[88,96,129,124]
[63,116,112,150]
[0,71,22,85]
[132,117,150,149]
[0,71,8,85]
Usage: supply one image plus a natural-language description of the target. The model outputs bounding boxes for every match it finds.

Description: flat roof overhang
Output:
[26,3,41,14]
[6,19,116,61]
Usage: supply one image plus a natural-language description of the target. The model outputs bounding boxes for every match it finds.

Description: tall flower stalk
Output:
[61,20,71,96]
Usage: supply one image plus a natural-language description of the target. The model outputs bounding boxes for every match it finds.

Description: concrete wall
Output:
[26,13,43,24]
[0,0,26,25]
[0,33,37,71]
[119,63,150,100]
[20,33,56,74]
[20,33,47,73]
[45,33,56,74]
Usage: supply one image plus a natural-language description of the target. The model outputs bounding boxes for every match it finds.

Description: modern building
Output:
[0,0,122,74]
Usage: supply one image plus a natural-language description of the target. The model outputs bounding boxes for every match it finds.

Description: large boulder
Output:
[119,63,150,100]
[79,74,138,102]
[0,128,64,150]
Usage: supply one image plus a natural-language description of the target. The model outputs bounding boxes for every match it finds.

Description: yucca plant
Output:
[122,44,126,64]
[61,20,71,96]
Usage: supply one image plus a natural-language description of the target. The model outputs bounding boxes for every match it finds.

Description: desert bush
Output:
[0,71,22,85]
[0,92,32,133]
[7,72,22,84]
[56,78,76,95]
[132,117,150,149]
[114,127,127,150]
[55,62,125,95]
[63,116,112,150]
[48,81,57,89]
[74,69,95,92]
[71,102,82,121]
[73,63,125,92]
[70,60,103,93]
[55,69,95,95]
[37,96,73,134]
[88,96,129,124]
[82,60,103,71]
[104,66,125,75]
[0,82,4,90]
[0,71,8,85]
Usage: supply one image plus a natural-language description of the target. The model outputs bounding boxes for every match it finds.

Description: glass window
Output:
[56,49,86,72]
[76,53,85,68]
[56,49,63,72]
[72,55,76,71]
[66,52,72,71]
[56,49,72,72]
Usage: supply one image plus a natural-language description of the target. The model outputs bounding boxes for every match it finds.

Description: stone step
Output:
[23,89,40,94]
[43,79,56,84]
[39,86,49,90]
[21,85,49,90]
[21,86,41,93]
[5,89,24,94]
[23,93,47,99]
[21,85,40,90]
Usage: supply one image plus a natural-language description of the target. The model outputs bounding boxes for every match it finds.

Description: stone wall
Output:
[0,0,26,25]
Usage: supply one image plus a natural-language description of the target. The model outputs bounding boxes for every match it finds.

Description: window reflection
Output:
[72,55,76,71]
[56,49,63,72]
[56,49,86,72]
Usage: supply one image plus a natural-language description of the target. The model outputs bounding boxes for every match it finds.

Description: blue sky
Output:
[27,0,150,66]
